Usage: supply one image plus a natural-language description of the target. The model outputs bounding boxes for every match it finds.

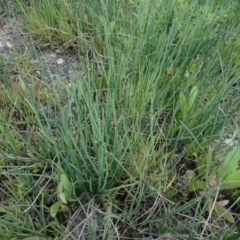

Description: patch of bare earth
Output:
[0,17,83,83]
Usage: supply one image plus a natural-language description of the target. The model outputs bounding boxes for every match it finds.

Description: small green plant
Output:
[186,148,240,223]
[217,148,240,190]
[50,173,73,218]
[179,85,199,118]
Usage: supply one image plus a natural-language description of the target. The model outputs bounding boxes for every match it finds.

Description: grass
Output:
[0,0,240,239]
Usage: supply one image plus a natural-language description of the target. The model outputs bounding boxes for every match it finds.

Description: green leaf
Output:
[189,180,205,191]
[179,92,188,116]
[0,158,5,174]
[60,174,71,191]
[57,174,71,204]
[188,86,198,109]
[184,70,190,78]
[218,148,240,178]
[214,202,234,223]
[205,146,213,178]
[194,180,205,190]
[220,170,240,190]
[50,201,62,218]
[59,192,67,204]
[109,21,116,33]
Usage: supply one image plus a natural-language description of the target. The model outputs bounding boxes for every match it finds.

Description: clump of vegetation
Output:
[1,0,240,239]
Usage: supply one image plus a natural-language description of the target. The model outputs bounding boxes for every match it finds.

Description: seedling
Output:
[186,148,240,223]
[50,173,73,217]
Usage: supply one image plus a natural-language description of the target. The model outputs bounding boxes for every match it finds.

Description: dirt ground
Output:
[0,15,83,84]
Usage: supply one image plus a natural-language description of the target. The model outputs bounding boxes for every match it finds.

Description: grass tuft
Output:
[0,0,240,239]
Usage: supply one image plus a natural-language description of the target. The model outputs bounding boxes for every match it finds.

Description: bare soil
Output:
[0,16,83,83]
